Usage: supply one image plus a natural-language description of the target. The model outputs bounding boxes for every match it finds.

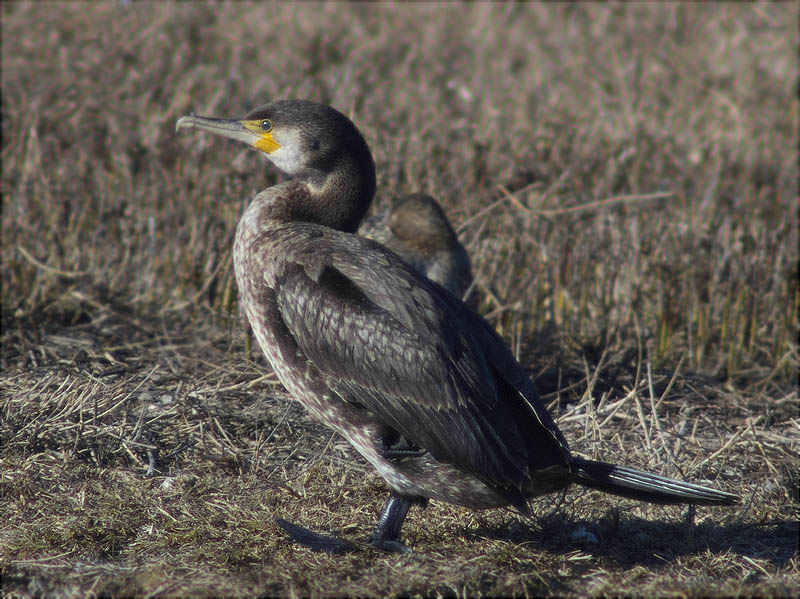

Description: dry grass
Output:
[2,3,798,597]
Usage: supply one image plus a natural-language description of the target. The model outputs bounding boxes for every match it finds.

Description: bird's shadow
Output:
[460,510,797,569]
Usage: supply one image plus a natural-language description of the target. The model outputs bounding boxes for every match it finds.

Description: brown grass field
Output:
[2,3,798,597]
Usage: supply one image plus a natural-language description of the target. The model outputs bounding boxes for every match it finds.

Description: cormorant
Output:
[359,193,474,301]
[176,100,737,553]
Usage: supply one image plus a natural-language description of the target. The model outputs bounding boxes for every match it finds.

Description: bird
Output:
[358,193,474,302]
[175,99,737,553]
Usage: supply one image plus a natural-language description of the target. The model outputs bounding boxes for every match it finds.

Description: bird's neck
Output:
[302,154,376,232]
[243,156,375,234]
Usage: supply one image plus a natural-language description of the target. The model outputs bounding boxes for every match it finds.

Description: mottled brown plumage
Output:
[359,194,473,302]
[176,100,736,553]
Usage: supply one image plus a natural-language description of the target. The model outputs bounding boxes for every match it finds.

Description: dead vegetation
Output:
[1,3,798,597]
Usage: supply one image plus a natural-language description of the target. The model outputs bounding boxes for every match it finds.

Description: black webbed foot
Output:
[275,517,412,554]
[276,493,423,554]
[366,536,413,553]
[274,517,357,554]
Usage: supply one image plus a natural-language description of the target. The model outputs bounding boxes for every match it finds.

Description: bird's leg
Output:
[366,493,424,553]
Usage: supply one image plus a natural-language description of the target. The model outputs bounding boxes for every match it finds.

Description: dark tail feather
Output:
[572,457,738,506]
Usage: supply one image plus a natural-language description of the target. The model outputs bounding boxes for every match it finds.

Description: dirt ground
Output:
[2,3,798,597]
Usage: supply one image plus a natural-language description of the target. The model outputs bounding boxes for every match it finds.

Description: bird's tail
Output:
[572,457,737,506]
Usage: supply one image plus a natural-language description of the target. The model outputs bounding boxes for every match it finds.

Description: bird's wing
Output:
[268,225,570,489]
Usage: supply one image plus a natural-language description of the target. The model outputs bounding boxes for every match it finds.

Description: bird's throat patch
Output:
[242,120,281,153]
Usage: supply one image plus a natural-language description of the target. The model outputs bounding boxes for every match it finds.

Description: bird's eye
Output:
[260,119,273,132]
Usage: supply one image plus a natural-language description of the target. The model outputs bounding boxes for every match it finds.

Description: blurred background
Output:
[2,2,796,380]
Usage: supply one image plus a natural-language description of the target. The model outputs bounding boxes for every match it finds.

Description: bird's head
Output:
[176,100,372,185]
[389,194,458,252]
[176,99,376,231]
